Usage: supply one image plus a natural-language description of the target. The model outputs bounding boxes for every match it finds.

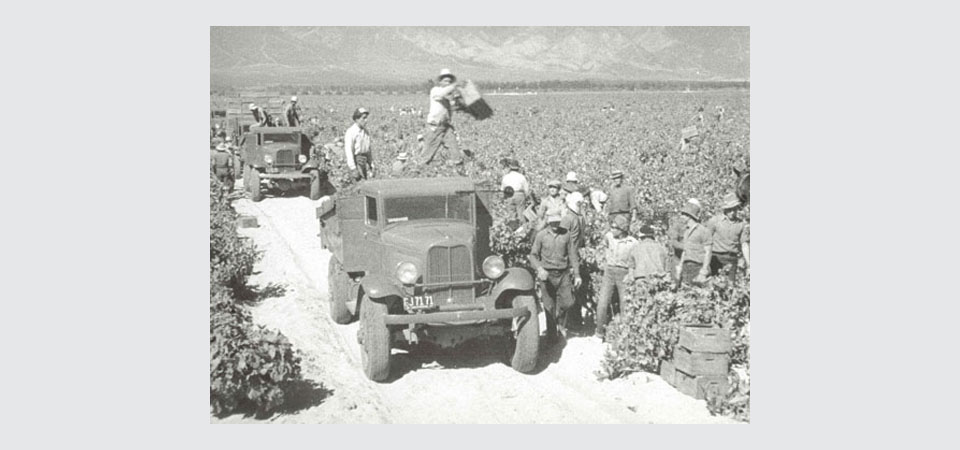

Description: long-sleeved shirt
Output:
[427,84,458,125]
[560,209,584,249]
[630,239,671,278]
[500,171,530,195]
[705,213,749,254]
[529,228,579,271]
[538,195,564,219]
[343,123,371,170]
[606,185,636,214]
[603,232,638,269]
[681,222,713,264]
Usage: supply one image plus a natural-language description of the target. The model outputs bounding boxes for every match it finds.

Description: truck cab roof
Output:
[359,177,476,198]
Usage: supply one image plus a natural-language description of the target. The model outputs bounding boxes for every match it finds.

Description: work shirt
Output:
[706,214,750,254]
[560,209,584,249]
[284,103,300,122]
[630,239,670,278]
[500,171,530,195]
[391,160,407,176]
[538,195,565,219]
[681,222,713,264]
[529,228,580,271]
[210,149,233,171]
[603,232,638,270]
[343,123,371,170]
[607,185,636,214]
[427,84,458,125]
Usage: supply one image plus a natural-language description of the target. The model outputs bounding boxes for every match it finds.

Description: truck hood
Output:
[381,222,475,251]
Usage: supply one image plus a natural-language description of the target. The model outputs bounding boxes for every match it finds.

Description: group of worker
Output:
[248,96,303,128]
[517,165,750,342]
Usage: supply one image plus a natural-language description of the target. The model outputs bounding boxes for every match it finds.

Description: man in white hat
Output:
[500,159,530,222]
[537,179,565,229]
[249,103,268,127]
[391,152,410,176]
[210,141,234,193]
[705,193,750,280]
[344,107,373,180]
[529,214,582,343]
[285,95,301,127]
[422,69,467,165]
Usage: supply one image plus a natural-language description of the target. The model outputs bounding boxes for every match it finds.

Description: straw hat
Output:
[680,202,701,221]
[722,192,741,210]
[438,68,456,82]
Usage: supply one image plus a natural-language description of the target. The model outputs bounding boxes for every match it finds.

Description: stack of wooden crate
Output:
[660,324,731,399]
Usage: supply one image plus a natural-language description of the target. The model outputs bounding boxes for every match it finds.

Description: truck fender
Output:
[359,274,405,303]
[491,268,535,306]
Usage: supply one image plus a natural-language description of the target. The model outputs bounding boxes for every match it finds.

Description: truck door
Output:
[359,195,383,274]
[337,196,364,271]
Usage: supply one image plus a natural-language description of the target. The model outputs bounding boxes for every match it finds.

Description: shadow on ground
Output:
[212,379,333,420]
[235,282,288,304]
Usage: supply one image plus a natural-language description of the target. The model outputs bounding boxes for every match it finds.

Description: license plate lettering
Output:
[404,295,434,310]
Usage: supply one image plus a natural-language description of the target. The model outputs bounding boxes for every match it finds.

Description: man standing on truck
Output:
[529,215,582,343]
[285,96,302,127]
[422,69,468,165]
[344,107,373,180]
[249,103,269,127]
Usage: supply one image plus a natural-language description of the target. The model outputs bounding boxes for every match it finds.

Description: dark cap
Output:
[638,224,655,237]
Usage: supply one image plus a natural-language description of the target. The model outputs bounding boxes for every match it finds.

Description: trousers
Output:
[538,269,574,337]
[421,122,462,164]
[596,266,629,336]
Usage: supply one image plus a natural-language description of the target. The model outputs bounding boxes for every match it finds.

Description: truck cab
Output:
[318,177,540,381]
[240,126,329,201]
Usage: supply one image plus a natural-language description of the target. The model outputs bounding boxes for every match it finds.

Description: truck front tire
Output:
[360,296,391,382]
[249,168,263,202]
[509,295,540,373]
[328,255,352,324]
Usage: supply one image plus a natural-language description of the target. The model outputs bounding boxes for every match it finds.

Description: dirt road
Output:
[212,192,735,424]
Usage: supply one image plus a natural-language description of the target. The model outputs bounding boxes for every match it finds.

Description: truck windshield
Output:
[261,133,299,144]
[384,194,472,224]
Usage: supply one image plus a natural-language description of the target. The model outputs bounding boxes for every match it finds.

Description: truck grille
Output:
[424,245,475,304]
[275,149,295,166]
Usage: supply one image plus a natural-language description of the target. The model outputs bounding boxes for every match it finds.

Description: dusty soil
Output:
[211,189,735,424]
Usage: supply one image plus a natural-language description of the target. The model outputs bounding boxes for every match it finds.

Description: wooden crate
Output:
[660,360,677,386]
[679,324,732,353]
[674,369,729,400]
[237,215,259,229]
[673,346,729,376]
[682,126,699,139]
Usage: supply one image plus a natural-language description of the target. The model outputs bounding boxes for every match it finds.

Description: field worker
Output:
[706,193,751,281]
[422,69,468,165]
[595,215,639,338]
[606,169,637,224]
[414,133,425,160]
[529,214,582,343]
[589,188,608,213]
[667,198,703,260]
[715,105,725,123]
[285,96,302,127]
[561,190,585,250]
[538,179,565,229]
[678,200,712,285]
[391,152,410,176]
[344,107,373,180]
[500,159,530,221]
[629,224,671,280]
[210,142,234,192]
[249,103,268,127]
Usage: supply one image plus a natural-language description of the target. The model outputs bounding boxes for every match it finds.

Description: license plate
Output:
[403,295,434,311]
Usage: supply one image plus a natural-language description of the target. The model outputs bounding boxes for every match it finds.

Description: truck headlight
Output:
[396,261,418,285]
[263,155,273,164]
[482,255,505,279]
[298,154,307,163]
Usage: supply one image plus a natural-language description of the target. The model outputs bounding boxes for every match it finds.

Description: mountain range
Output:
[210,26,749,86]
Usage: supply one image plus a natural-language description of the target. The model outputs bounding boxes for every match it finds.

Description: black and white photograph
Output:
[209,26,750,424]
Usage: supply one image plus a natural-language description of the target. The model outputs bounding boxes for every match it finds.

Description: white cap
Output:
[687,198,702,207]
[249,104,256,110]
[416,134,423,140]
[291,96,298,102]
[225,136,233,142]
[438,68,456,81]
[565,171,578,182]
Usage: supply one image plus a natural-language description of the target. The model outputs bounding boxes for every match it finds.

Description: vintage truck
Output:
[240,126,328,202]
[316,177,540,381]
